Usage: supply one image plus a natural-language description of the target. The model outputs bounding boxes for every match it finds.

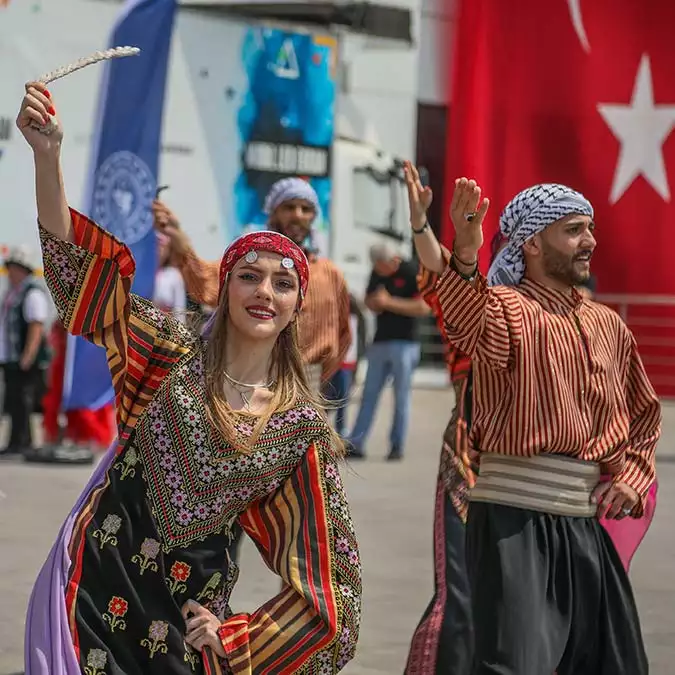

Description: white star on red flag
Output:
[598,54,675,204]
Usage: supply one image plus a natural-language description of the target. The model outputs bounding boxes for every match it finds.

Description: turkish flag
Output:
[444,0,675,396]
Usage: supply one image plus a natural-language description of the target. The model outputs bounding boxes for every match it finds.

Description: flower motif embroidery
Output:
[196,571,223,602]
[131,537,161,575]
[339,584,354,598]
[84,648,107,675]
[113,447,139,481]
[140,620,169,658]
[92,514,122,550]
[166,560,191,595]
[335,537,350,554]
[184,641,199,671]
[102,595,128,632]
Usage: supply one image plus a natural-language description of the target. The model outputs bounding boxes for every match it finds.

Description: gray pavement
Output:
[0,387,674,674]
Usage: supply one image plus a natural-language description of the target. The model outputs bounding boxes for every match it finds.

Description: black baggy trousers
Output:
[466,502,649,675]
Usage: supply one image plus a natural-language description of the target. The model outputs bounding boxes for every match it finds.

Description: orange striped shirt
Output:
[179,247,351,381]
[436,266,661,514]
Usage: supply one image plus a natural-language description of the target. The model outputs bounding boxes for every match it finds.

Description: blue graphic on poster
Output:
[233,28,336,254]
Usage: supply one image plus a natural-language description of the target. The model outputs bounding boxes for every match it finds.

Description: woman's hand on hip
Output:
[182,599,226,658]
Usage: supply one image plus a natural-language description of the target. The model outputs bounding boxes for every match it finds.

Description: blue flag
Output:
[63,0,177,410]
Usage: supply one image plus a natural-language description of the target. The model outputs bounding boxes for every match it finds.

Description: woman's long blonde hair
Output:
[202,288,345,458]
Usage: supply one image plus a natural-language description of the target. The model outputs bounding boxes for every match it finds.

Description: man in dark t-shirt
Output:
[347,243,430,460]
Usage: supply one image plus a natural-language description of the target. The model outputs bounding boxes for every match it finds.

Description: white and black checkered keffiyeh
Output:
[487,183,593,287]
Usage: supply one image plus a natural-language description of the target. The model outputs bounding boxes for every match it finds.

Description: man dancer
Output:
[407,164,660,674]
[152,178,351,394]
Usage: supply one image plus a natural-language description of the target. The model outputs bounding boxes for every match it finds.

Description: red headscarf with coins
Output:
[218,230,310,306]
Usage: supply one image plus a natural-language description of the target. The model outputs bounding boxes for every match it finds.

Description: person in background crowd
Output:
[38,319,115,464]
[346,242,430,460]
[0,245,50,459]
[407,158,659,675]
[323,293,366,438]
[153,229,186,321]
[152,178,351,395]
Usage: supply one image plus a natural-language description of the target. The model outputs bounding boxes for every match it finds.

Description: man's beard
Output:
[541,240,591,287]
[269,218,308,246]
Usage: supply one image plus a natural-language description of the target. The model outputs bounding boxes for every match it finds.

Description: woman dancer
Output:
[19,82,360,675]
[402,161,658,674]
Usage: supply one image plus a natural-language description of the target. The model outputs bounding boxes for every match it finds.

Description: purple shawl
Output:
[24,443,118,674]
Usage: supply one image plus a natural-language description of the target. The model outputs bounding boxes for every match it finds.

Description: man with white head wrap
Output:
[152,177,351,394]
[403,161,659,675]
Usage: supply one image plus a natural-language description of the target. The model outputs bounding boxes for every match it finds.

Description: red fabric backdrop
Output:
[443,0,675,395]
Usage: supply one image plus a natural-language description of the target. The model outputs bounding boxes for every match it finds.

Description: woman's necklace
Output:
[223,370,275,411]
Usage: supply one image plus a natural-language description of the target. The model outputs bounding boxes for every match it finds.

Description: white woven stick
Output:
[37,46,141,85]
[31,46,140,135]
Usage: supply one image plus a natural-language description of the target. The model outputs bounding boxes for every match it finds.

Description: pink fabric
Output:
[600,480,658,572]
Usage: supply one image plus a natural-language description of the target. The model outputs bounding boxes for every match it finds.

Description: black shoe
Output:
[0,445,24,459]
[345,441,366,460]
[387,445,403,461]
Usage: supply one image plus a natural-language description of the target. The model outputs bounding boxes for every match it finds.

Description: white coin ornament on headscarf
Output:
[281,257,295,269]
[244,250,258,264]
[486,183,594,287]
[31,46,141,136]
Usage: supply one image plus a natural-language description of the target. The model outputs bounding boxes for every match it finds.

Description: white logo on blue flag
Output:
[92,150,155,244]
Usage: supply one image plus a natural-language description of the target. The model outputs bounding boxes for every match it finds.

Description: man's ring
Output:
[622,507,632,516]
[465,212,477,222]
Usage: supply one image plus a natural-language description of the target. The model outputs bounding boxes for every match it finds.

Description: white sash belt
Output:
[470,453,600,518]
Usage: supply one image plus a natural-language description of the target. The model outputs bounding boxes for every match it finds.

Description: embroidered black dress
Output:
[28,208,361,675]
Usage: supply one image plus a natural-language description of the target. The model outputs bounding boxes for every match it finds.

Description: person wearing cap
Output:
[152,178,351,394]
[0,244,50,457]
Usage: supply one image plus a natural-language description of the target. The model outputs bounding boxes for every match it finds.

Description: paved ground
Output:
[1,387,674,674]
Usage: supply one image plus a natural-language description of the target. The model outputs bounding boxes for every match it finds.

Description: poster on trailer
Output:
[172,15,338,256]
[0,2,338,268]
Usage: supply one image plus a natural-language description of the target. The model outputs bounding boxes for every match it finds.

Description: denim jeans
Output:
[348,340,420,452]
[323,368,354,438]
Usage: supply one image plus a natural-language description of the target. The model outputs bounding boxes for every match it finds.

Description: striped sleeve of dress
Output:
[218,437,361,674]
[614,333,661,513]
[39,208,198,433]
[435,263,523,370]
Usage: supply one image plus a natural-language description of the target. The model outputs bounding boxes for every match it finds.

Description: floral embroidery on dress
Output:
[196,571,223,602]
[84,648,108,675]
[113,446,139,480]
[131,537,161,575]
[141,620,169,658]
[135,353,329,551]
[166,560,192,595]
[92,514,122,550]
[184,641,199,671]
[102,595,128,632]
